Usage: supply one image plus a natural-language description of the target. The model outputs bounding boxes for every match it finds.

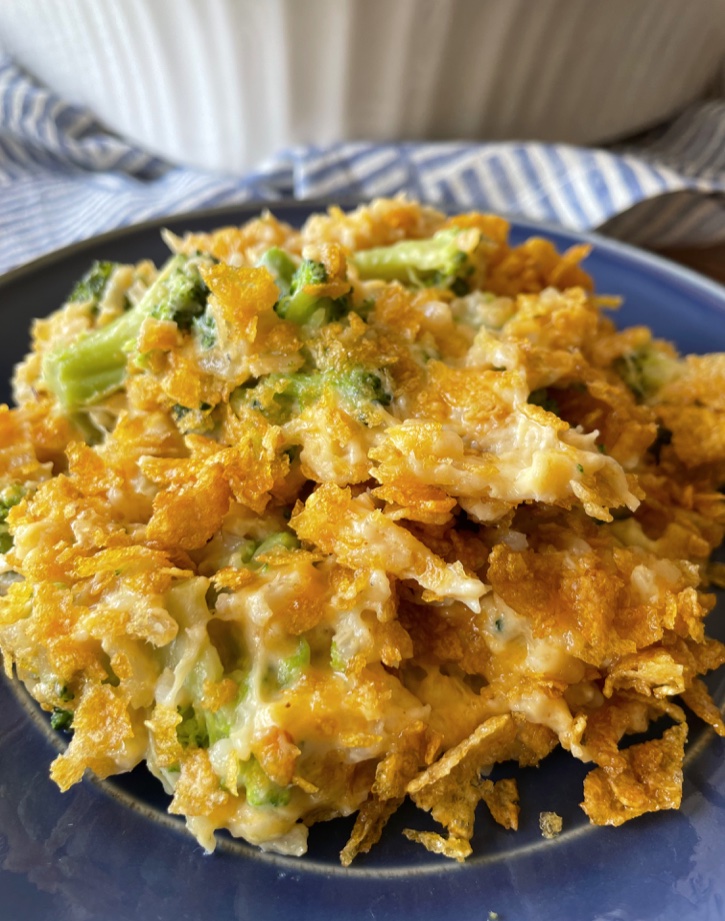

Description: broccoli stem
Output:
[67,260,120,310]
[252,531,300,559]
[351,228,472,289]
[257,247,297,298]
[275,257,349,325]
[278,288,327,325]
[43,255,194,410]
[238,756,290,807]
[276,638,310,688]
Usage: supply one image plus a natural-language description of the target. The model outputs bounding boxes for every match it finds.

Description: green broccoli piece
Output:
[234,365,392,426]
[613,346,681,402]
[170,401,215,436]
[257,247,297,298]
[176,668,248,749]
[50,707,74,732]
[204,708,232,747]
[238,756,291,807]
[276,638,310,688]
[176,704,210,749]
[335,368,392,409]
[330,639,346,672]
[43,254,213,410]
[148,260,209,330]
[528,388,560,415]
[232,371,323,424]
[275,258,326,324]
[351,227,475,292]
[171,404,192,423]
[171,402,211,421]
[57,684,74,702]
[0,484,26,554]
[67,411,106,446]
[192,311,217,349]
[67,261,119,310]
[275,259,349,325]
[252,531,300,559]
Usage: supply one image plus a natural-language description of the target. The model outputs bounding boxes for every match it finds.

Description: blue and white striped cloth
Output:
[2,53,725,276]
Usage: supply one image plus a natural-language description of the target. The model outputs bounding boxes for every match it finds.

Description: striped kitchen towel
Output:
[2,53,725,275]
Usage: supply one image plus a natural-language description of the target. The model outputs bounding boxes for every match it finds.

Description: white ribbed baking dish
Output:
[1,0,723,173]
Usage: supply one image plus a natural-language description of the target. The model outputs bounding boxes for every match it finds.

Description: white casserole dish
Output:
[1,0,723,173]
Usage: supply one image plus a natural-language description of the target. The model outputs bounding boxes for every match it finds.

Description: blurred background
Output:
[1,0,725,277]
[2,0,723,172]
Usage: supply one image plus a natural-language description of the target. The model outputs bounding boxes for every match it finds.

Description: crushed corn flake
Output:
[539,811,564,839]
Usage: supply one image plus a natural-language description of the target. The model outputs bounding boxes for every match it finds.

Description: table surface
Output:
[660,244,725,285]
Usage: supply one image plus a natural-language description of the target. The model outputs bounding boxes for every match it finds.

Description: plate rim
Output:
[2,199,725,310]
[1,199,725,921]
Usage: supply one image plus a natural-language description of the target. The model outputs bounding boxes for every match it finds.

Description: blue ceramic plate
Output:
[1,204,724,921]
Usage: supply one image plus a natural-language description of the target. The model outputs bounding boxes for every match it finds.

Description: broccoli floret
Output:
[613,346,681,402]
[50,707,74,732]
[43,254,213,410]
[276,258,326,323]
[0,484,25,553]
[57,684,74,702]
[336,368,392,409]
[176,668,248,749]
[67,261,119,310]
[275,259,349,325]
[231,366,393,425]
[176,705,210,749]
[234,365,392,426]
[351,227,475,292]
[232,372,323,424]
[526,387,561,416]
[528,388,560,415]
[257,247,297,298]
[192,311,217,349]
[149,261,209,329]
